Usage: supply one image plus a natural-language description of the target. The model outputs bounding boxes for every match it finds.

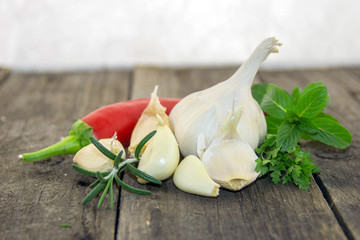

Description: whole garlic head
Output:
[170,37,281,157]
[137,115,180,183]
[73,138,124,172]
[201,106,260,191]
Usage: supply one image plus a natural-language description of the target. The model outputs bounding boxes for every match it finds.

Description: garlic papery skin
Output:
[129,85,170,156]
[173,155,220,197]
[201,106,260,191]
[137,115,180,183]
[73,138,124,172]
[170,37,281,157]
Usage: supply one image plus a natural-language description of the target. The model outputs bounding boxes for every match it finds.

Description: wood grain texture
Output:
[0,67,11,85]
[130,66,240,98]
[0,71,130,240]
[259,68,360,239]
[117,66,346,240]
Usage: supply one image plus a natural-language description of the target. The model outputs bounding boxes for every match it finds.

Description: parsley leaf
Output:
[255,135,320,190]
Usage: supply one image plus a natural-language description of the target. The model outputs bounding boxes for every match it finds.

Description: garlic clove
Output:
[73,138,124,172]
[173,155,220,197]
[129,85,171,156]
[170,37,281,157]
[137,115,180,183]
[201,106,260,191]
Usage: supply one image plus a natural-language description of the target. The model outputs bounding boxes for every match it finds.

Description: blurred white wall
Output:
[0,0,359,71]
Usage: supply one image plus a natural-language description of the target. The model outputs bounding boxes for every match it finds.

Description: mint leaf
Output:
[316,112,338,122]
[291,87,301,105]
[276,121,302,151]
[261,85,295,119]
[310,117,352,149]
[266,116,283,134]
[286,109,298,122]
[295,86,328,117]
[298,117,318,134]
[300,82,325,97]
[252,83,269,105]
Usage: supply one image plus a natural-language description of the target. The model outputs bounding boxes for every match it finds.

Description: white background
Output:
[1,0,360,71]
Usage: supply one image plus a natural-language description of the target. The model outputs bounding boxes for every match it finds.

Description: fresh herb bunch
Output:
[252,82,352,190]
[72,130,161,209]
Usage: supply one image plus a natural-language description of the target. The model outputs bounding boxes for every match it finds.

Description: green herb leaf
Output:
[265,116,283,134]
[295,86,328,117]
[252,83,269,104]
[82,181,106,205]
[72,164,109,178]
[261,84,294,119]
[316,112,339,122]
[96,171,106,182]
[291,87,301,105]
[286,109,299,122]
[109,179,114,210]
[126,163,162,185]
[60,223,71,228]
[90,137,117,160]
[97,178,112,208]
[114,150,124,169]
[300,81,325,97]
[89,179,101,189]
[135,130,157,159]
[255,159,267,174]
[298,117,318,134]
[276,121,302,151]
[114,174,151,195]
[310,117,352,149]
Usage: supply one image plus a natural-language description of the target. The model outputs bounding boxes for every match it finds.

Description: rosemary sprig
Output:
[72,131,161,209]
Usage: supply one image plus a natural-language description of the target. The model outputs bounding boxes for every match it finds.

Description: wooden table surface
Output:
[0,66,359,240]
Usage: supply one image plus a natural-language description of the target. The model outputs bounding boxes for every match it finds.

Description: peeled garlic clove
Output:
[129,85,170,156]
[170,37,281,157]
[202,106,260,191]
[173,155,220,197]
[137,115,179,183]
[73,138,124,172]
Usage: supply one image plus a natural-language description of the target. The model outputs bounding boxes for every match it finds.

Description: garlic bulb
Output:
[129,85,170,156]
[137,115,180,183]
[201,106,259,191]
[170,37,281,157]
[173,155,220,197]
[73,138,124,172]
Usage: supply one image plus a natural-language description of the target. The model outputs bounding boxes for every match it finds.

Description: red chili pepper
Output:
[21,98,181,162]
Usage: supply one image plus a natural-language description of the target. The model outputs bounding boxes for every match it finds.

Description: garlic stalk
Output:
[170,37,281,157]
[137,114,180,183]
[201,106,259,191]
[73,137,124,172]
[173,155,220,197]
[129,85,170,156]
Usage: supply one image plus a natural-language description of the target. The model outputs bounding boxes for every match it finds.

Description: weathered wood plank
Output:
[259,68,360,239]
[130,66,240,98]
[0,70,131,240]
[117,66,346,240]
[0,67,11,86]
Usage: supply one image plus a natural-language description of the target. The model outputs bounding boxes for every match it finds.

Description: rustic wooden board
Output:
[117,66,346,240]
[0,67,11,85]
[259,68,360,239]
[0,71,131,240]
